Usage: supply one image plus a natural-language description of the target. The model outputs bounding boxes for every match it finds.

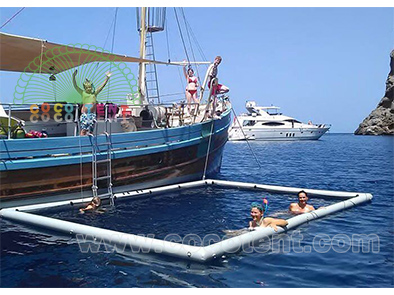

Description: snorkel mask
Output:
[251,198,269,217]
[262,198,269,216]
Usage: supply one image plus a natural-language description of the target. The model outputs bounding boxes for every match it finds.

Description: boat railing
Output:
[0,98,230,139]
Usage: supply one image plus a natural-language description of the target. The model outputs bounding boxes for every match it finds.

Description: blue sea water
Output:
[1,134,393,287]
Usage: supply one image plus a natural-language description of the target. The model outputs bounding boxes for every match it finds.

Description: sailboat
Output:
[0,8,232,208]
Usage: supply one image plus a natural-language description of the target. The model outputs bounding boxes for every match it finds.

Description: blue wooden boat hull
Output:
[0,109,231,206]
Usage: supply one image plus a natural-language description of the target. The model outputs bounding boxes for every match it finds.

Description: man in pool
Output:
[249,201,288,232]
[289,190,315,214]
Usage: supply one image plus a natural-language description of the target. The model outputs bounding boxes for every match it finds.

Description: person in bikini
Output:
[223,199,288,237]
[289,190,315,214]
[249,200,288,231]
[183,64,199,113]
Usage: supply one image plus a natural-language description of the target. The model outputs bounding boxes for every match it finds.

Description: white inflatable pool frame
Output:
[0,179,373,262]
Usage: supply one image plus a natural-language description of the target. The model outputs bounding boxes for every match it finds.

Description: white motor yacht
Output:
[229,101,330,141]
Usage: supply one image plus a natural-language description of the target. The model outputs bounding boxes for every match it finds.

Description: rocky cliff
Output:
[354,50,394,135]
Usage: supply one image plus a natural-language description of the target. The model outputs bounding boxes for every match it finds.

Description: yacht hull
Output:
[229,127,330,141]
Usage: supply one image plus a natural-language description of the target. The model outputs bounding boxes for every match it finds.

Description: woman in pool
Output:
[249,201,288,231]
[79,196,102,213]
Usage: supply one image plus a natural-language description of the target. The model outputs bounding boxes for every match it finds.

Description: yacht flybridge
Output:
[229,101,330,141]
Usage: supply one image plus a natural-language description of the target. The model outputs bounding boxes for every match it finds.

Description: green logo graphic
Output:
[13,43,139,105]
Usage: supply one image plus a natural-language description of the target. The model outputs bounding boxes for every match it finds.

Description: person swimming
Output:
[249,199,288,232]
[79,196,102,213]
[289,190,315,214]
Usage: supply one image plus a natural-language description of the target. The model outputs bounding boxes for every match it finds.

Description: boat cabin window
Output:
[243,120,256,126]
[262,122,285,126]
[265,109,281,115]
[284,119,301,124]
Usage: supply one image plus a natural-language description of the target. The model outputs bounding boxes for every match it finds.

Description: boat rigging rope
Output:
[173,8,191,65]
[0,7,25,29]
[39,40,44,74]
[202,116,215,180]
[52,79,57,101]
[230,106,263,169]
[106,7,118,102]
[184,16,207,62]
[78,117,85,202]
[180,8,202,86]
[160,92,185,98]
[172,54,187,98]
[165,20,171,63]
[102,10,117,50]
[92,7,118,79]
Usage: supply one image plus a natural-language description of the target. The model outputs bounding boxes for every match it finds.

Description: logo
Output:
[28,103,133,123]
[13,43,139,105]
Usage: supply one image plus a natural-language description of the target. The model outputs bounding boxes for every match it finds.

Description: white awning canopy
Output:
[0,32,173,74]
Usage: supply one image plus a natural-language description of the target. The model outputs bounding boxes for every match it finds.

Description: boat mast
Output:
[137,8,166,105]
[138,7,147,104]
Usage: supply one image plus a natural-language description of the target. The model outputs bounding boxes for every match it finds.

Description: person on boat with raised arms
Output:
[72,70,112,136]
[183,63,199,113]
[249,200,288,231]
[289,190,315,214]
[79,197,102,213]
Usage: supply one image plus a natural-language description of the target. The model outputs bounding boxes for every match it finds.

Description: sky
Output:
[0,7,393,133]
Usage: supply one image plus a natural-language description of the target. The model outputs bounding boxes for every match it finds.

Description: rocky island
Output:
[355,50,394,135]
